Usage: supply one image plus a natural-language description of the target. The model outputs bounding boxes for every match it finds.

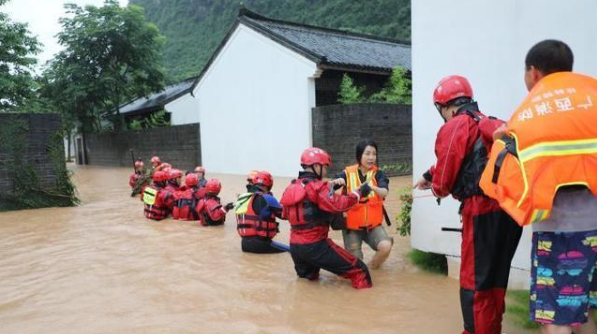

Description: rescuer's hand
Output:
[414,177,432,190]
[358,182,372,197]
[224,202,234,212]
[331,178,346,187]
[493,124,508,141]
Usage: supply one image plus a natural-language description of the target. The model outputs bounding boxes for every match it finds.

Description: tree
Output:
[0,0,41,111]
[369,67,412,104]
[338,74,365,104]
[45,0,166,132]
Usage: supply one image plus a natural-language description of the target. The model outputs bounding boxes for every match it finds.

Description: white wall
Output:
[166,94,199,126]
[412,0,597,270]
[193,24,318,177]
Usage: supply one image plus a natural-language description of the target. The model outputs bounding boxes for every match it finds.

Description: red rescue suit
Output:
[196,195,227,226]
[173,187,200,221]
[129,173,140,188]
[424,103,522,334]
[140,185,175,220]
[280,171,372,289]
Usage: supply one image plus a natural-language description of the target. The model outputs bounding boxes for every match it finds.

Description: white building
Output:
[191,9,411,177]
[411,0,597,287]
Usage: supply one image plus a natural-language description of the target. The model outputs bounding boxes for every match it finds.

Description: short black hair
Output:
[356,138,378,164]
[525,39,573,75]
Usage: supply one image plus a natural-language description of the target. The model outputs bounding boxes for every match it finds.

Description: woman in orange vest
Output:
[332,139,393,269]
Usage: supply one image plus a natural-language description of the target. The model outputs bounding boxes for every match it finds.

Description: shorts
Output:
[342,225,393,254]
[530,229,597,326]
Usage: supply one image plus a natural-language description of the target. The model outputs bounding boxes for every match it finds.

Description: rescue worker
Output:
[480,40,597,334]
[194,166,208,189]
[130,160,150,197]
[140,170,175,220]
[332,139,393,269]
[196,179,234,226]
[235,170,289,253]
[159,163,172,172]
[129,160,144,188]
[414,75,522,334]
[279,147,373,289]
[150,156,161,170]
[165,169,182,193]
[173,173,201,221]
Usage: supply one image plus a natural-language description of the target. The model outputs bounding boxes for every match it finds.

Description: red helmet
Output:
[205,179,221,195]
[185,173,198,187]
[194,166,206,174]
[300,147,332,166]
[433,75,473,106]
[254,171,273,189]
[152,170,168,182]
[134,161,144,168]
[159,163,172,171]
[167,169,183,180]
[247,170,259,183]
[150,156,161,165]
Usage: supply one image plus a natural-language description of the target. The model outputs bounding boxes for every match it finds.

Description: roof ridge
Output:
[238,7,411,46]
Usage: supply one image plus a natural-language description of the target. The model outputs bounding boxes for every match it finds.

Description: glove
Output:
[224,202,234,212]
[359,182,372,198]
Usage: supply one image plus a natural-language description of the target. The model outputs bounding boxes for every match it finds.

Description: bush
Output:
[397,185,412,237]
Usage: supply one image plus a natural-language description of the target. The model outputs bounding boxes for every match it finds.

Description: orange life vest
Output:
[344,164,383,230]
[480,72,597,226]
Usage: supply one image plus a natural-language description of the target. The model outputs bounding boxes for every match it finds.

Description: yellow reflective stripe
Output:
[519,138,597,162]
[530,209,550,224]
[366,170,376,198]
[511,133,531,209]
[348,171,359,192]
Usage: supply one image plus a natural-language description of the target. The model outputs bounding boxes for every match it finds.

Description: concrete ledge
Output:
[447,256,530,290]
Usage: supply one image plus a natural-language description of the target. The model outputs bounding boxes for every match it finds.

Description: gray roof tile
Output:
[241,10,411,72]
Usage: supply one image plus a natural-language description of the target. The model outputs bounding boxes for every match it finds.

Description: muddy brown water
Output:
[0,165,527,334]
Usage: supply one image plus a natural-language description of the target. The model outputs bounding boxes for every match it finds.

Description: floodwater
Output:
[0,165,525,334]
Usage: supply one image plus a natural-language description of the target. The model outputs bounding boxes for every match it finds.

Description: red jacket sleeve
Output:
[306,180,359,213]
[430,115,477,198]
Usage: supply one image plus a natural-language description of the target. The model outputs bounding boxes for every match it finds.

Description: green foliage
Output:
[129,0,411,82]
[380,162,412,175]
[369,67,412,104]
[127,110,170,130]
[338,74,365,104]
[396,186,412,237]
[505,290,539,330]
[0,1,41,111]
[339,68,412,105]
[43,0,166,133]
[408,249,448,275]
[0,117,78,211]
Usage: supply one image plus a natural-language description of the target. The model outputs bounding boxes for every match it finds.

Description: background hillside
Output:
[128,0,411,82]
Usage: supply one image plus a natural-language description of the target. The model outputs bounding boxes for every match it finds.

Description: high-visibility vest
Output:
[345,164,383,229]
[480,72,597,226]
[143,187,157,206]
